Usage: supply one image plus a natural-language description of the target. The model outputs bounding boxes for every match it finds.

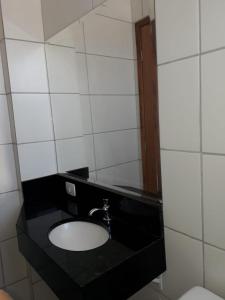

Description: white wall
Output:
[155,0,225,299]
[0,3,32,297]
[47,0,142,189]
[41,0,106,40]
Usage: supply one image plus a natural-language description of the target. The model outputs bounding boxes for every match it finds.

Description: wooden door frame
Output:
[135,16,162,196]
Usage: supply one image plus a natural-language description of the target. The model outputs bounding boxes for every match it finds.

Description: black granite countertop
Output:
[17,174,166,300]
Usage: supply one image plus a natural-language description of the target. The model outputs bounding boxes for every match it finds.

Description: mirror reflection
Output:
[45,0,159,196]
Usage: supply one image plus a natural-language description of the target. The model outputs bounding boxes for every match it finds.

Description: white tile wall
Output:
[84,14,135,59]
[0,95,12,144]
[155,0,199,64]
[203,155,225,250]
[201,0,225,52]
[47,21,85,51]
[129,283,168,300]
[91,95,138,133]
[0,41,11,94]
[80,95,92,135]
[6,40,49,93]
[163,228,203,300]
[93,0,105,8]
[158,57,200,151]
[6,279,32,300]
[12,94,54,144]
[0,191,21,241]
[87,54,137,94]
[33,281,58,300]
[205,244,225,298]
[97,160,142,188]
[31,267,41,284]
[202,49,225,154]
[94,0,132,22]
[142,0,155,19]
[0,51,6,93]
[1,238,27,285]
[154,0,225,298]
[0,144,18,193]
[130,0,143,23]
[1,0,44,42]
[76,53,89,94]
[56,138,87,172]
[161,151,202,239]
[45,45,79,93]
[94,129,140,169]
[18,142,57,181]
[51,94,83,139]
[84,135,95,171]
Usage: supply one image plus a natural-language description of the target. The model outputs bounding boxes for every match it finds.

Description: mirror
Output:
[44,0,160,196]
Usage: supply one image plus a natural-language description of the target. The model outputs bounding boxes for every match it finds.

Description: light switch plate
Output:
[65,182,76,197]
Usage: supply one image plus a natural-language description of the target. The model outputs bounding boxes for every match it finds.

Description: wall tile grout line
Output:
[198,0,206,288]
[95,13,133,24]
[158,53,200,67]
[43,43,60,174]
[77,51,137,61]
[158,46,225,68]
[160,148,200,154]
[165,225,225,254]
[81,20,98,174]
[9,92,138,96]
[0,189,19,196]
[95,159,141,172]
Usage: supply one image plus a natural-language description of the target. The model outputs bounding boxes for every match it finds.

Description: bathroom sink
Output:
[49,221,109,251]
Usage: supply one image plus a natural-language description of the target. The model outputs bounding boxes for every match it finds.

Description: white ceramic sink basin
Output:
[49,221,109,251]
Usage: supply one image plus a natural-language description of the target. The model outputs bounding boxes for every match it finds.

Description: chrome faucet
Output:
[88,199,111,224]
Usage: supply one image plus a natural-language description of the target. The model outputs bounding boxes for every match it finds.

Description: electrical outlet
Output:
[65,182,76,197]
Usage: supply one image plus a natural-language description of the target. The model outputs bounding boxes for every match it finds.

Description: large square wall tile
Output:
[202,49,225,154]
[162,228,203,300]
[12,94,54,144]
[87,55,137,94]
[161,151,202,239]
[91,95,138,133]
[18,142,57,181]
[97,160,142,188]
[94,129,140,169]
[6,279,32,300]
[205,244,225,298]
[158,57,200,151]
[201,0,225,52]
[51,94,83,139]
[45,45,79,93]
[84,14,135,59]
[203,155,225,250]
[6,40,48,93]
[0,144,17,193]
[1,238,27,285]
[155,0,199,63]
[56,138,87,172]
[0,191,21,242]
[0,95,12,144]
[33,281,58,300]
